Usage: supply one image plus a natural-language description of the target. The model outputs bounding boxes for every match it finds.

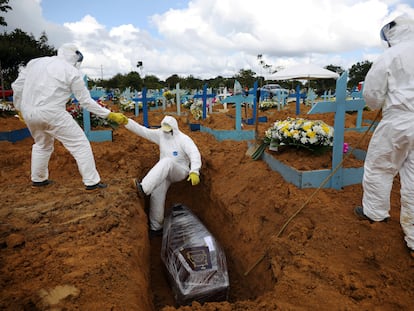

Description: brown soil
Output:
[1,102,413,311]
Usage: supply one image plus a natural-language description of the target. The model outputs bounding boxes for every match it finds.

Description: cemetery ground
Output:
[1,101,414,311]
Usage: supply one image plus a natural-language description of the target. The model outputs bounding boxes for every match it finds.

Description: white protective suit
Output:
[125,115,202,230]
[362,14,414,250]
[11,43,111,186]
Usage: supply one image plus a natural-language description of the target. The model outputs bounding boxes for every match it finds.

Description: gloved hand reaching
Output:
[107,112,128,125]
[187,172,200,186]
[16,111,25,124]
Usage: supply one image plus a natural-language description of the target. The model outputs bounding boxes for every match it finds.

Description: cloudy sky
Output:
[3,0,414,81]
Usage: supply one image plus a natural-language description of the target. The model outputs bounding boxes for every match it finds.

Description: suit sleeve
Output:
[125,118,161,144]
[182,135,202,175]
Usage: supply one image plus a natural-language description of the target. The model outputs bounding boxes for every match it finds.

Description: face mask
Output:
[75,50,83,68]
[380,20,396,47]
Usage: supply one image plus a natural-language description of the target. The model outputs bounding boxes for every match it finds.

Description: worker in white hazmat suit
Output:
[354,14,414,258]
[125,115,202,236]
[11,43,128,190]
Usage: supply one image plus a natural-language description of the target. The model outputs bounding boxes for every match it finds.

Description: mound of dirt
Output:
[1,102,413,311]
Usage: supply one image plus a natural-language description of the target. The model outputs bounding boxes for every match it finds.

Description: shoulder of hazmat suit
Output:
[363,14,414,112]
[11,43,110,119]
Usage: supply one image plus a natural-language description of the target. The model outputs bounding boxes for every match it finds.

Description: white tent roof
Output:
[272,63,339,80]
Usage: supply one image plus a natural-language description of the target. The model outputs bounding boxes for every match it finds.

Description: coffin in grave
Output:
[161,203,229,306]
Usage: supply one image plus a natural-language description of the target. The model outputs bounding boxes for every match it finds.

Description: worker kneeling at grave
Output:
[125,115,202,237]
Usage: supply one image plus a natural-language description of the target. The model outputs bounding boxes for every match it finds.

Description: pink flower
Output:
[343,143,349,153]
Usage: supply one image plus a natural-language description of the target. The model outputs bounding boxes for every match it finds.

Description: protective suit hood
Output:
[381,14,414,47]
[57,43,83,67]
[161,116,180,134]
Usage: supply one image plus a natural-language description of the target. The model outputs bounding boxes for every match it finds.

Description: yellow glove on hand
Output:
[17,111,25,124]
[108,112,128,125]
[187,172,200,186]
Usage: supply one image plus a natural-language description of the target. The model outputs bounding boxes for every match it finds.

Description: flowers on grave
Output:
[182,98,194,109]
[0,101,16,117]
[66,100,118,129]
[264,117,334,152]
[343,142,349,153]
[190,100,203,120]
[259,100,278,111]
[267,117,334,152]
[163,91,174,102]
[252,117,334,160]
[119,97,141,112]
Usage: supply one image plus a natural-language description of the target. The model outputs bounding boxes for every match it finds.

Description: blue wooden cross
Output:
[287,85,307,115]
[192,84,216,119]
[307,71,366,189]
[82,76,112,142]
[261,72,367,189]
[89,86,106,100]
[134,87,156,127]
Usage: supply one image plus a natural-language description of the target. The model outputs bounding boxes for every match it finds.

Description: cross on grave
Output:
[322,90,334,101]
[221,84,256,131]
[306,88,318,106]
[195,81,256,141]
[174,83,196,116]
[148,89,166,111]
[242,81,268,124]
[176,83,181,116]
[133,87,156,127]
[192,84,216,119]
[307,71,366,189]
[89,86,106,100]
[287,85,307,115]
[82,76,112,142]
[346,84,371,132]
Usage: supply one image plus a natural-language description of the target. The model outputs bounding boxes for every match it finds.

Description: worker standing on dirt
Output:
[126,115,202,237]
[11,43,128,190]
[354,14,414,258]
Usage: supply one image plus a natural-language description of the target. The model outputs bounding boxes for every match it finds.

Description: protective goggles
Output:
[380,20,396,42]
[75,50,84,63]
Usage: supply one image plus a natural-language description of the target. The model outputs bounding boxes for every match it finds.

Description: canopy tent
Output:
[272,63,339,80]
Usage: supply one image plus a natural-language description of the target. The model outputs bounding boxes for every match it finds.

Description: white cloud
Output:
[4,0,414,81]
[5,0,73,46]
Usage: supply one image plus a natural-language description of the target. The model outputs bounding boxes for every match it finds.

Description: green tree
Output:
[165,74,183,89]
[205,76,232,90]
[348,60,372,89]
[122,71,142,91]
[0,29,56,88]
[234,69,256,89]
[103,73,124,90]
[0,0,11,26]
[182,75,203,90]
[142,74,163,90]
[311,64,344,95]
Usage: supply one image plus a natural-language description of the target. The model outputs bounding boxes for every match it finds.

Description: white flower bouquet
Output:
[252,117,334,160]
[119,97,141,112]
[190,100,203,120]
[265,117,334,152]
[259,100,279,111]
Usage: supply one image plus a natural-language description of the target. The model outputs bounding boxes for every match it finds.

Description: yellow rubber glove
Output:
[107,112,128,125]
[187,172,200,186]
[16,111,25,124]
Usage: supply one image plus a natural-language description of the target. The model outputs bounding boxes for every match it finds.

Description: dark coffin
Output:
[161,203,229,306]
